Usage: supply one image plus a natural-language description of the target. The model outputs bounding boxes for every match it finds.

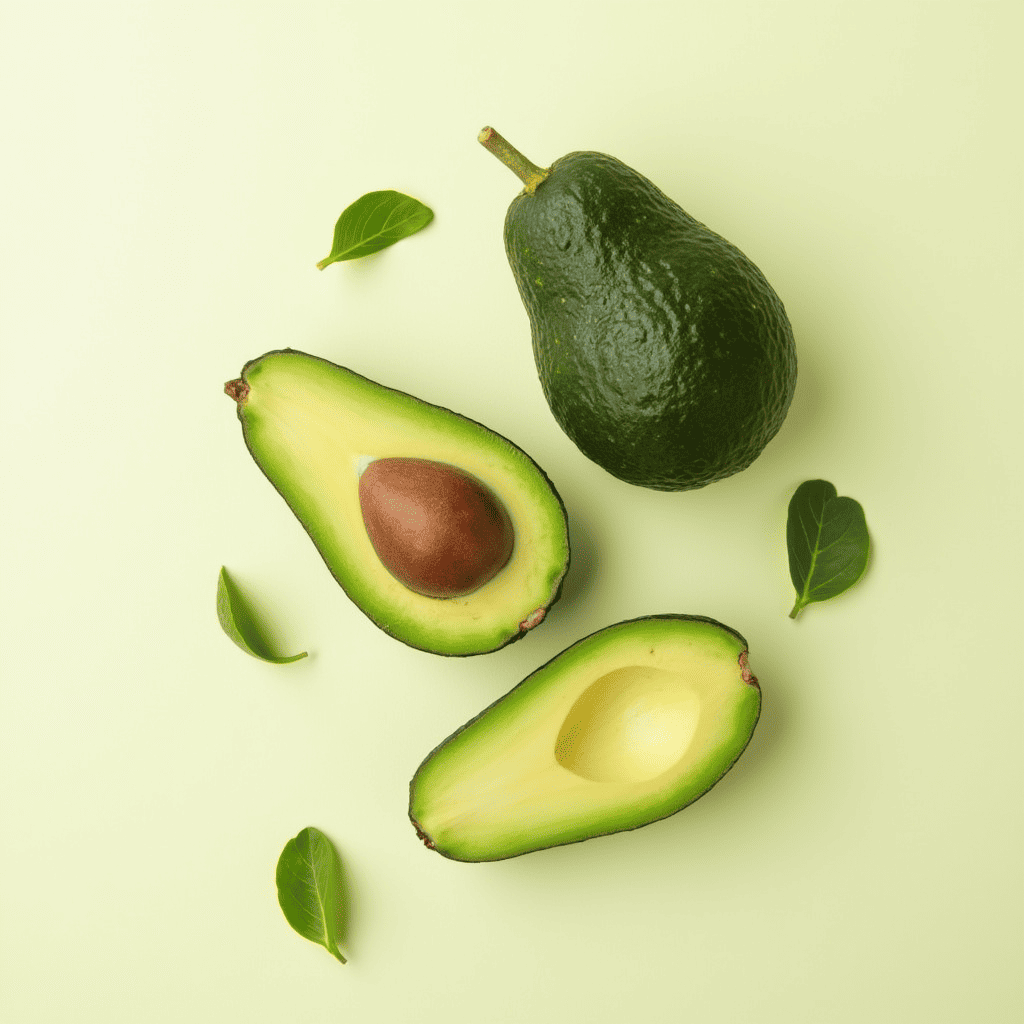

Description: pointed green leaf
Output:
[787,480,870,618]
[276,826,347,964]
[216,567,307,663]
[317,189,433,268]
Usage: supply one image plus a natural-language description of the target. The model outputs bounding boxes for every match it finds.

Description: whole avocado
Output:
[480,127,797,491]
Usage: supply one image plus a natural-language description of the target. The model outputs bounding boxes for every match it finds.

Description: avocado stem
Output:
[478,127,549,194]
[224,378,249,404]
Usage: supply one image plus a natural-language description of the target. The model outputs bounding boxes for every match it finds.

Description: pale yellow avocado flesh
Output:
[233,350,570,655]
[410,616,761,860]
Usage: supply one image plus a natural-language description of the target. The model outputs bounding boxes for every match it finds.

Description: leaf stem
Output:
[478,127,549,194]
[789,600,803,619]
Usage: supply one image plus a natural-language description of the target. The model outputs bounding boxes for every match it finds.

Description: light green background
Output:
[2,2,1021,1021]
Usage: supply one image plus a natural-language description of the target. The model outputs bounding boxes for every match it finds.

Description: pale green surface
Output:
[1,2,1021,1022]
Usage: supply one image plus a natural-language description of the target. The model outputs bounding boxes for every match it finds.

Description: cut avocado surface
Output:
[225,349,570,656]
[410,615,761,860]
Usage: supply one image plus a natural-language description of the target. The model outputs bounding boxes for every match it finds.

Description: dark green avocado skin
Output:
[504,152,797,491]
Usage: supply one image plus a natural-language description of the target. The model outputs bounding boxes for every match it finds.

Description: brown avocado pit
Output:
[358,457,515,599]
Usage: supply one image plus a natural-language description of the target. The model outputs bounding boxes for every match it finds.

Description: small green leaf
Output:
[317,189,433,268]
[216,567,307,663]
[276,826,348,964]
[787,480,870,619]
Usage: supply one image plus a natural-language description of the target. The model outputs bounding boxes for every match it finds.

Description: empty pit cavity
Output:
[554,666,701,784]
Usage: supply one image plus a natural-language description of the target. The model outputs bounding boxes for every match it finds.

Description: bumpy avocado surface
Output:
[409,615,761,860]
[225,349,570,656]
[480,127,797,491]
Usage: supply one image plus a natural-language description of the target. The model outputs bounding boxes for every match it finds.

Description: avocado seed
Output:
[358,458,515,599]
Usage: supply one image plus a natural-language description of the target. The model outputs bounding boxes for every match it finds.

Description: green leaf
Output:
[216,567,307,663]
[317,189,433,268]
[787,480,870,619]
[276,826,348,964]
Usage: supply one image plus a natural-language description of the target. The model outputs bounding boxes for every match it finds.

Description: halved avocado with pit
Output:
[226,349,570,656]
[410,615,760,860]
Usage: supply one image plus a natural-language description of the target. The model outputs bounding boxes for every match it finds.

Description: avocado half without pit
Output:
[225,349,570,656]
[409,615,761,861]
